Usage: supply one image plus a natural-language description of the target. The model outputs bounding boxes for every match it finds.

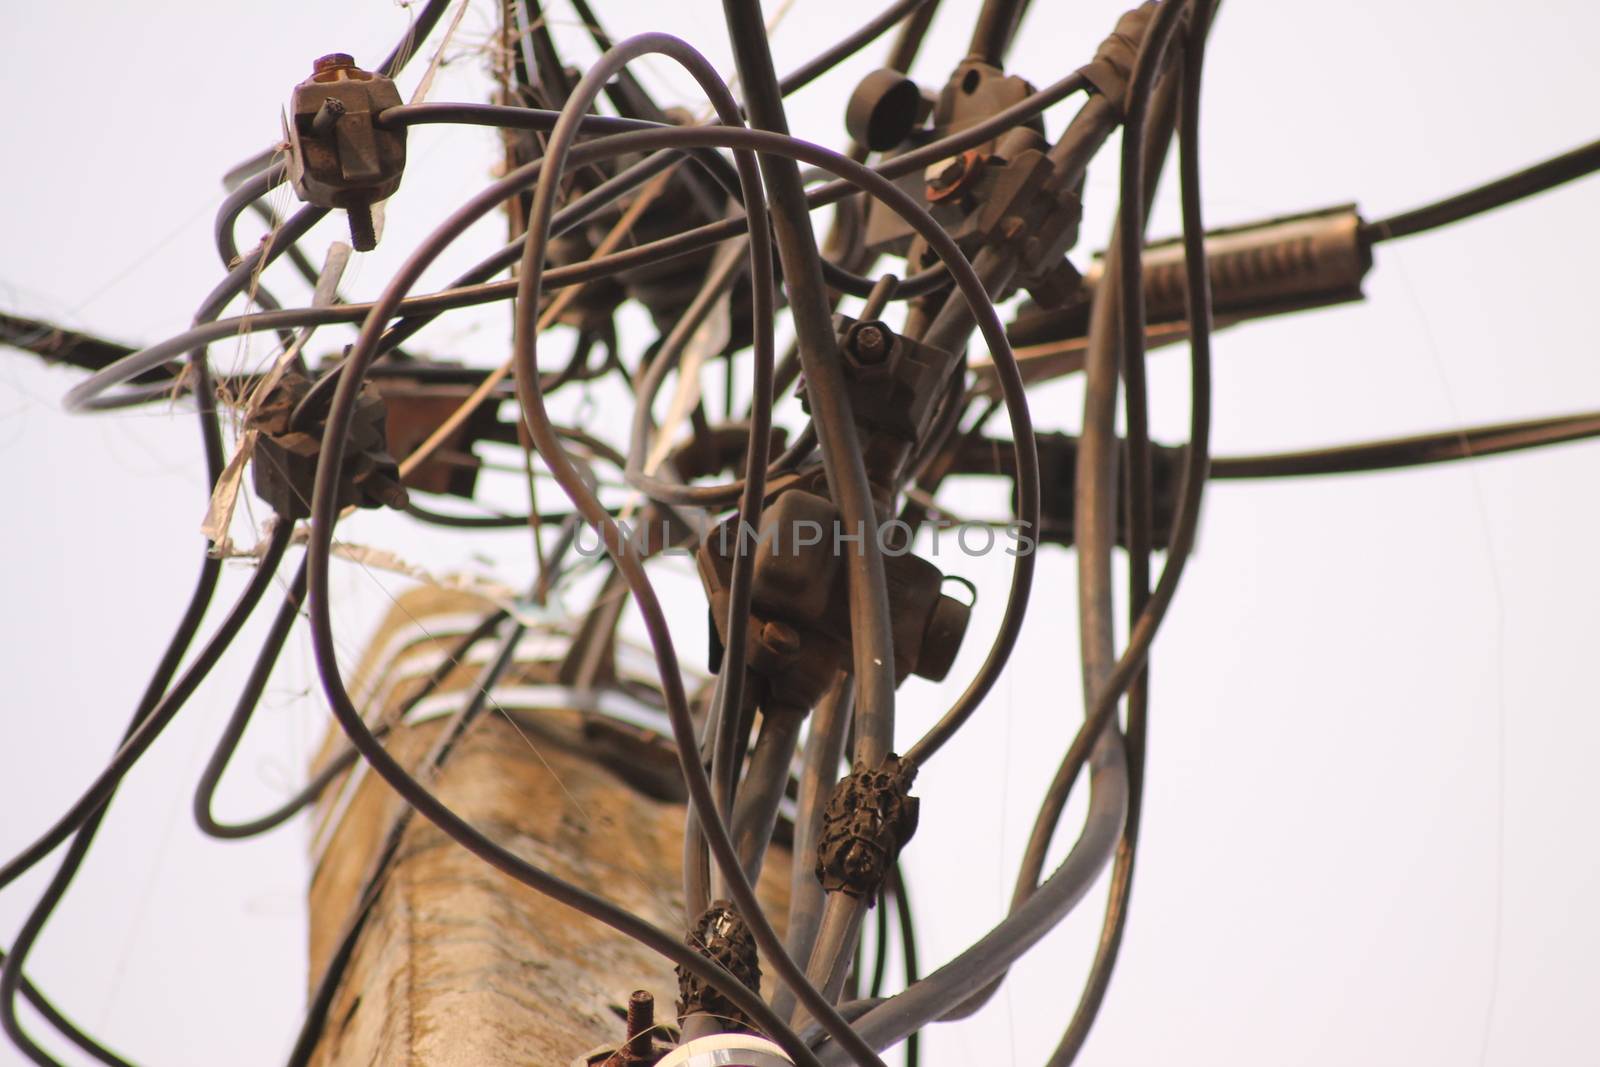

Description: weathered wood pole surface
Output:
[304,589,789,1066]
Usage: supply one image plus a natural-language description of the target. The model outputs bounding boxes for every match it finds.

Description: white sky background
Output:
[2,0,1599,1064]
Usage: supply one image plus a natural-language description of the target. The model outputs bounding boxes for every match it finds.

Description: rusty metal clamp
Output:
[285,53,406,250]
[675,902,761,1032]
[815,754,920,902]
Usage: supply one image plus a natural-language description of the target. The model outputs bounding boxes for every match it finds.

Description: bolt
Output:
[925,155,966,191]
[623,990,654,1060]
[314,53,357,75]
[924,154,974,203]
[346,203,377,253]
[852,323,888,364]
[759,620,800,657]
[927,149,987,202]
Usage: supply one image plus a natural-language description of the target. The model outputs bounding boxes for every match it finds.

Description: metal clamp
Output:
[815,754,920,901]
[676,902,761,1031]
[285,53,407,250]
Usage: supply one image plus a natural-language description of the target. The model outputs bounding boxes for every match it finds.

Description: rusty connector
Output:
[285,53,406,251]
[848,322,891,366]
[815,755,920,902]
[696,488,973,710]
[248,372,407,521]
[820,316,949,442]
[675,902,761,1032]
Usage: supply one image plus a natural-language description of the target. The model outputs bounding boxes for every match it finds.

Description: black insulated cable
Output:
[966,0,1027,65]
[0,948,132,1067]
[65,72,1095,411]
[0,526,291,891]
[1211,410,1600,477]
[300,35,882,1067]
[780,0,937,94]
[722,0,899,776]
[192,566,510,841]
[1046,2,1214,1061]
[1363,135,1600,244]
[290,100,1035,1067]
[0,524,292,1065]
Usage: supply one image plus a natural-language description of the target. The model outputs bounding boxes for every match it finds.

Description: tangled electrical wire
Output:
[5,0,1600,1064]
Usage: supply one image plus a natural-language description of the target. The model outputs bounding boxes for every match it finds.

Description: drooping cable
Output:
[0,521,291,890]
[192,575,509,841]
[0,524,292,1065]
[1044,3,1213,1060]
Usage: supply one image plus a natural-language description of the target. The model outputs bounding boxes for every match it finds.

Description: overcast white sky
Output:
[3,1,1599,1065]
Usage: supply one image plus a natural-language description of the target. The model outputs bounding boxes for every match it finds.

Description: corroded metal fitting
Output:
[675,902,760,1032]
[285,52,406,250]
[815,754,920,901]
[248,372,407,521]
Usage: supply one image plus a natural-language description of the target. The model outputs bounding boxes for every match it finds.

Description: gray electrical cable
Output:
[774,675,854,1023]
[728,705,807,885]
[812,747,1127,1062]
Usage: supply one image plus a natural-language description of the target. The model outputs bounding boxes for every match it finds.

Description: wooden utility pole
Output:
[302,589,790,1065]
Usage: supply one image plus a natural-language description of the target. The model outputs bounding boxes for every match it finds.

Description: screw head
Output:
[925,156,966,190]
[925,149,983,203]
[314,52,357,74]
[851,324,889,364]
